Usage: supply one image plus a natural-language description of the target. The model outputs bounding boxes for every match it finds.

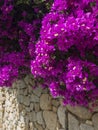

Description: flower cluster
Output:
[31,0,98,106]
[0,0,50,86]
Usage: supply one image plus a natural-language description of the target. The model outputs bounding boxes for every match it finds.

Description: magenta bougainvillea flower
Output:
[31,0,98,106]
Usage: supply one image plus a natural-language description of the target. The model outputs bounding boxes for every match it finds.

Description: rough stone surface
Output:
[34,122,44,130]
[34,103,40,112]
[16,80,27,89]
[92,113,98,130]
[68,113,80,130]
[33,87,42,97]
[30,94,39,103]
[43,111,57,130]
[67,105,92,119]
[40,94,52,110]
[85,120,93,125]
[52,99,60,107]
[29,111,37,122]
[29,122,34,130]
[37,111,44,125]
[80,123,94,130]
[30,103,34,110]
[57,105,66,128]
[0,76,98,130]
[23,96,30,106]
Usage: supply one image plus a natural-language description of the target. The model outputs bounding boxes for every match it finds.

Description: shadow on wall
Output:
[1,75,66,130]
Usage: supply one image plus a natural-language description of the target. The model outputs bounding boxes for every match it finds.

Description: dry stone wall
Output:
[0,75,98,130]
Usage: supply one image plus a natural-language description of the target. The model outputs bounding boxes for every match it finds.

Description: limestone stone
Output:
[18,89,24,95]
[80,123,94,130]
[37,111,44,125]
[17,126,22,130]
[24,75,34,86]
[40,94,52,110]
[43,111,57,130]
[19,104,24,112]
[0,104,3,108]
[92,113,98,130]
[0,96,5,101]
[67,105,92,119]
[23,89,28,96]
[33,87,42,97]
[25,117,29,126]
[68,113,80,130]
[56,121,61,130]
[53,106,57,113]
[28,85,33,94]
[8,113,16,121]
[34,122,44,130]
[85,120,93,125]
[34,103,40,112]
[29,111,37,122]
[52,99,60,107]
[30,94,39,103]
[30,103,34,111]
[5,100,12,107]
[57,105,66,128]
[21,123,25,128]
[16,80,27,89]
[23,96,30,106]
[19,115,25,123]
[17,95,24,103]
[21,109,26,116]
[29,122,34,130]
[25,106,30,112]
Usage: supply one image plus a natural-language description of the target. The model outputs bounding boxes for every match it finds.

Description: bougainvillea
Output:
[0,0,51,86]
[31,0,98,106]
